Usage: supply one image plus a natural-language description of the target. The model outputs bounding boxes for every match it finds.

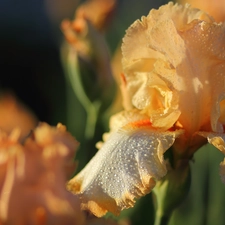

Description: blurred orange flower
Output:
[61,0,116,58]
[0,123,84,225]
[0,93,37,141]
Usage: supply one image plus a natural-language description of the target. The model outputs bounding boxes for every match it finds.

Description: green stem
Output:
[154,211,171,225]
[67,47,101,139]
[152,159,191,225]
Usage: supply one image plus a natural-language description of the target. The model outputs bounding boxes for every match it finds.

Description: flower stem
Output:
[154,212,171,225]
[152,159,191,225]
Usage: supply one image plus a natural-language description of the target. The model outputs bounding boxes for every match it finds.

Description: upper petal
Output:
[121,2,225,136]
[177,20,225,134]
[122,2,213,70]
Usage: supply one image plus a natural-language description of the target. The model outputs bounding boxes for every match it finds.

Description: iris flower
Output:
[68,2,225,217]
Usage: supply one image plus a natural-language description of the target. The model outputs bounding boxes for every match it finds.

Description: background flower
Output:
[0,93,38,141]
[0,123,84,225]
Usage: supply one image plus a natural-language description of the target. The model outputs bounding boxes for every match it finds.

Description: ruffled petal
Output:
[121,2,225,137]
[68,115,182,216]
[122,2,213,68]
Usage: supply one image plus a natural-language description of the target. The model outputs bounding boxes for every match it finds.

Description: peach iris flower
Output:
[68,2,225,217]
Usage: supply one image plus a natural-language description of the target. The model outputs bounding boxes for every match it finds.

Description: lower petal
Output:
[68,121,181,217]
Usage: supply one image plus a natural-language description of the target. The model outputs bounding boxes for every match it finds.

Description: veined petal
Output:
[68,119,182,217]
